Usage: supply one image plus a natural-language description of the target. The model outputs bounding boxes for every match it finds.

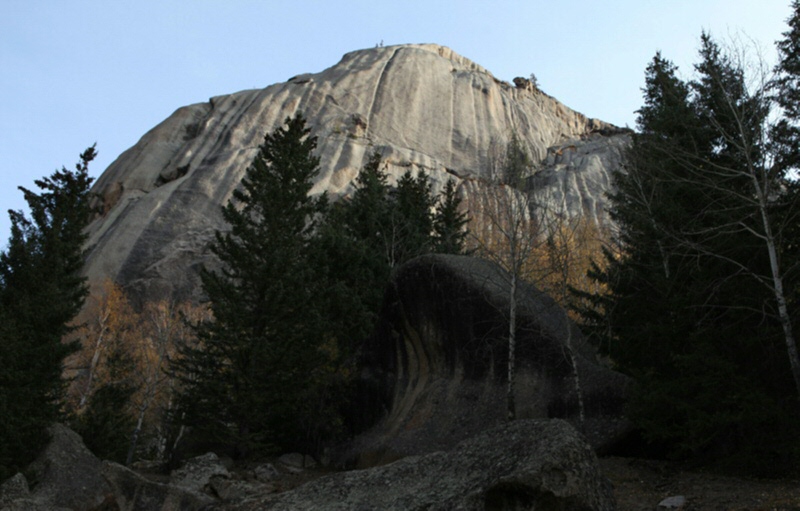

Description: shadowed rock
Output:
[344,254,630,466]
[214,419,615,511]
[23,423,114,510]
[0,424,214,511]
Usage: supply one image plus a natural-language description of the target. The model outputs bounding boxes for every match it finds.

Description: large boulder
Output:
[345,254,630,466]
[0,424,212,511]
[22,423,114,510]
[81,43,628,304]
[215,419,615,510]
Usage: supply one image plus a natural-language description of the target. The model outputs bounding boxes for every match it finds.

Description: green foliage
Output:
[315,152,469,354]
[773,0,800,174]
[390,170,437,264]
[579,30,800,470]
[73,381,136,463]
[0,147,96,480]
[501,134,532,188]
[173,116,335,457]
[434,179,470,254]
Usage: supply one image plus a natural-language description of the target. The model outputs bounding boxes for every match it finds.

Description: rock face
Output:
[0,424,213,511]
[22,423,114,510]
[216,419,616,511]
[344,254,630,466]
[83,43,628,303]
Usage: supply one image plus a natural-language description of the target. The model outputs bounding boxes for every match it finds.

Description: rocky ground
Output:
[600,456,800,510]
[6,423,800,510]
[201,454,800,510]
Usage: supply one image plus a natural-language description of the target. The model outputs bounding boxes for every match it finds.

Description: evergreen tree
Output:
[0,147,96,480]
[389,169,437,265]
[773,0,800,174]
[314,153,468,361]
[73,352,136,463]
[313,152,392,355]
[433,178,469,254]
[580,35,800,468]
[173,116,333,457]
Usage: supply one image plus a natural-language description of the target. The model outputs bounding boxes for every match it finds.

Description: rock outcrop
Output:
[0,424,213,511]
[2,420,615,510]
[21,423,114,510]
[215,419,616,511]
[82,43,628,303]
[344,254,630,466]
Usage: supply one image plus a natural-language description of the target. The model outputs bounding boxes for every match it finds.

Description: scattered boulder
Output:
[170,452,230,493]
[0,474,31,508]
[208,478,265,501]
[102,461,214,511]
[658,495,687,509]
[346,254,631,466]
[277,454,316,474]
[253,464,280,483]
[214,419,615,510]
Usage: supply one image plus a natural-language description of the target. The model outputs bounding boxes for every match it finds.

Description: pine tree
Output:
[390,170,437,265]
[0,147,96,480]
[313,152,391,355]
[773,0,800,174]
[433,179,469,254]
[173,116,332,457]
[581,34,800,468]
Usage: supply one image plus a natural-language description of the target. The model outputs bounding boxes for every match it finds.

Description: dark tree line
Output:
[0,147,96,480]
[578,3,800,473]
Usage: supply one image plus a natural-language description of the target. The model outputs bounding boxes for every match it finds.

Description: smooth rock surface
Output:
[82,43,628,303]
[344,254,630,467]
[214,419,616,511]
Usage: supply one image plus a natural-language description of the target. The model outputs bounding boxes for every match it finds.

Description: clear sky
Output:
[0,0,793,242]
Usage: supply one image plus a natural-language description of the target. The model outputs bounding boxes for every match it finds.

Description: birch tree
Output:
[469,135,540,420]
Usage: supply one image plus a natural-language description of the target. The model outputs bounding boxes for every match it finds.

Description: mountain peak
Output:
[84,44,627,302]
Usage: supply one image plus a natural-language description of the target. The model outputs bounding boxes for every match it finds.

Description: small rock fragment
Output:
[658,495,686,509]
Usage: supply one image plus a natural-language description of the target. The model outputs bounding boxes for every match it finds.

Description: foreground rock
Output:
[102,461,214,510]
[215,419,615,510]
[345,254,630,466]
[82,42,627,304]
[19,423,113,510]
[0,424,212,511]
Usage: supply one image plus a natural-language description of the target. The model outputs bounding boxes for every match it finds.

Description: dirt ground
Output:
[599,456,800,510]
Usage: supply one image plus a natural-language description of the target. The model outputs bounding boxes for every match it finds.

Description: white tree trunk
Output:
[753,172,800,401]
[78,320,108,410]
[507,271,517,421]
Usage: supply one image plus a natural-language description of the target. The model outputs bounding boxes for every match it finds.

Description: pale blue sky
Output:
[0,0,793,242]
